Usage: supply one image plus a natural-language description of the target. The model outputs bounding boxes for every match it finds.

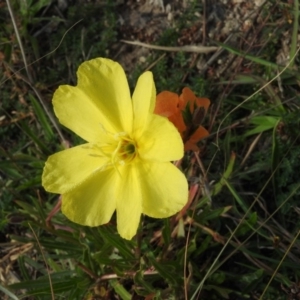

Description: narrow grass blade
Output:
[110,280,131,300]
[290,0,299,68]
[212,152,236,196]
[223,179,248,214]
[98,227,135,260]
[218,42,300,81]
[0,283,19,300]
[29,94,54,141]
[19,121,50,154]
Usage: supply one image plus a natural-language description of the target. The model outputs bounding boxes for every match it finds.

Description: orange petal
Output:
[195,97,210,113]
[154,91,179,117]
[169,112,187,135]
[178,93,186,110]
[184,126,209,151]
[180,87,197,113]
[188,126,209,143]
[184,140,199,151]
[180,87,210,114]
[155,91,186,134]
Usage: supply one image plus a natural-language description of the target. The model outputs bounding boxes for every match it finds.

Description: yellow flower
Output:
[42,58,188,240]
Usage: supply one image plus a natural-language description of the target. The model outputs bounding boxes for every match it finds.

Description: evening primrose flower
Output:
[42,58,188,240]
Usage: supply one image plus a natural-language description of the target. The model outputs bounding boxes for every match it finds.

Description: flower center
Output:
[112,134,137,166]
[86,130,138,171]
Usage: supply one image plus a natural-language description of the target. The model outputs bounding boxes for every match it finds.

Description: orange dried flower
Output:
[155,87,210,151]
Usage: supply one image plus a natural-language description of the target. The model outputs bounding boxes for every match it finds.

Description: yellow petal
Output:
[53,58,132,142]
[42,144,109,194]
[61,168,118,226]
[139,162,188,218]
[116,165,142,240]
[138,114,183,162]
[132,72,156,134]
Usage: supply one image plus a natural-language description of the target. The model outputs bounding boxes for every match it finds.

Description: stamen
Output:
[87,129,137,176]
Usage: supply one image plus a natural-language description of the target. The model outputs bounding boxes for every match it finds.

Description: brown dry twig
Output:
[121,40,218,53]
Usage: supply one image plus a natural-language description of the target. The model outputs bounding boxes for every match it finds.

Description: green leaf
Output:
[197,206,231,222]
[30,0,52,15]
[19,120,50,154]
[146,254,179,285]
[212,152,236,196]
[197,152,236,208]
[97,226,135,260]
[240,268,264,285]
[110,280,131,300]
[218,74,258,84]
[245,116,281,136]
[134,270,157,295]
[235,212,257,236]
[205,284,232,299]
